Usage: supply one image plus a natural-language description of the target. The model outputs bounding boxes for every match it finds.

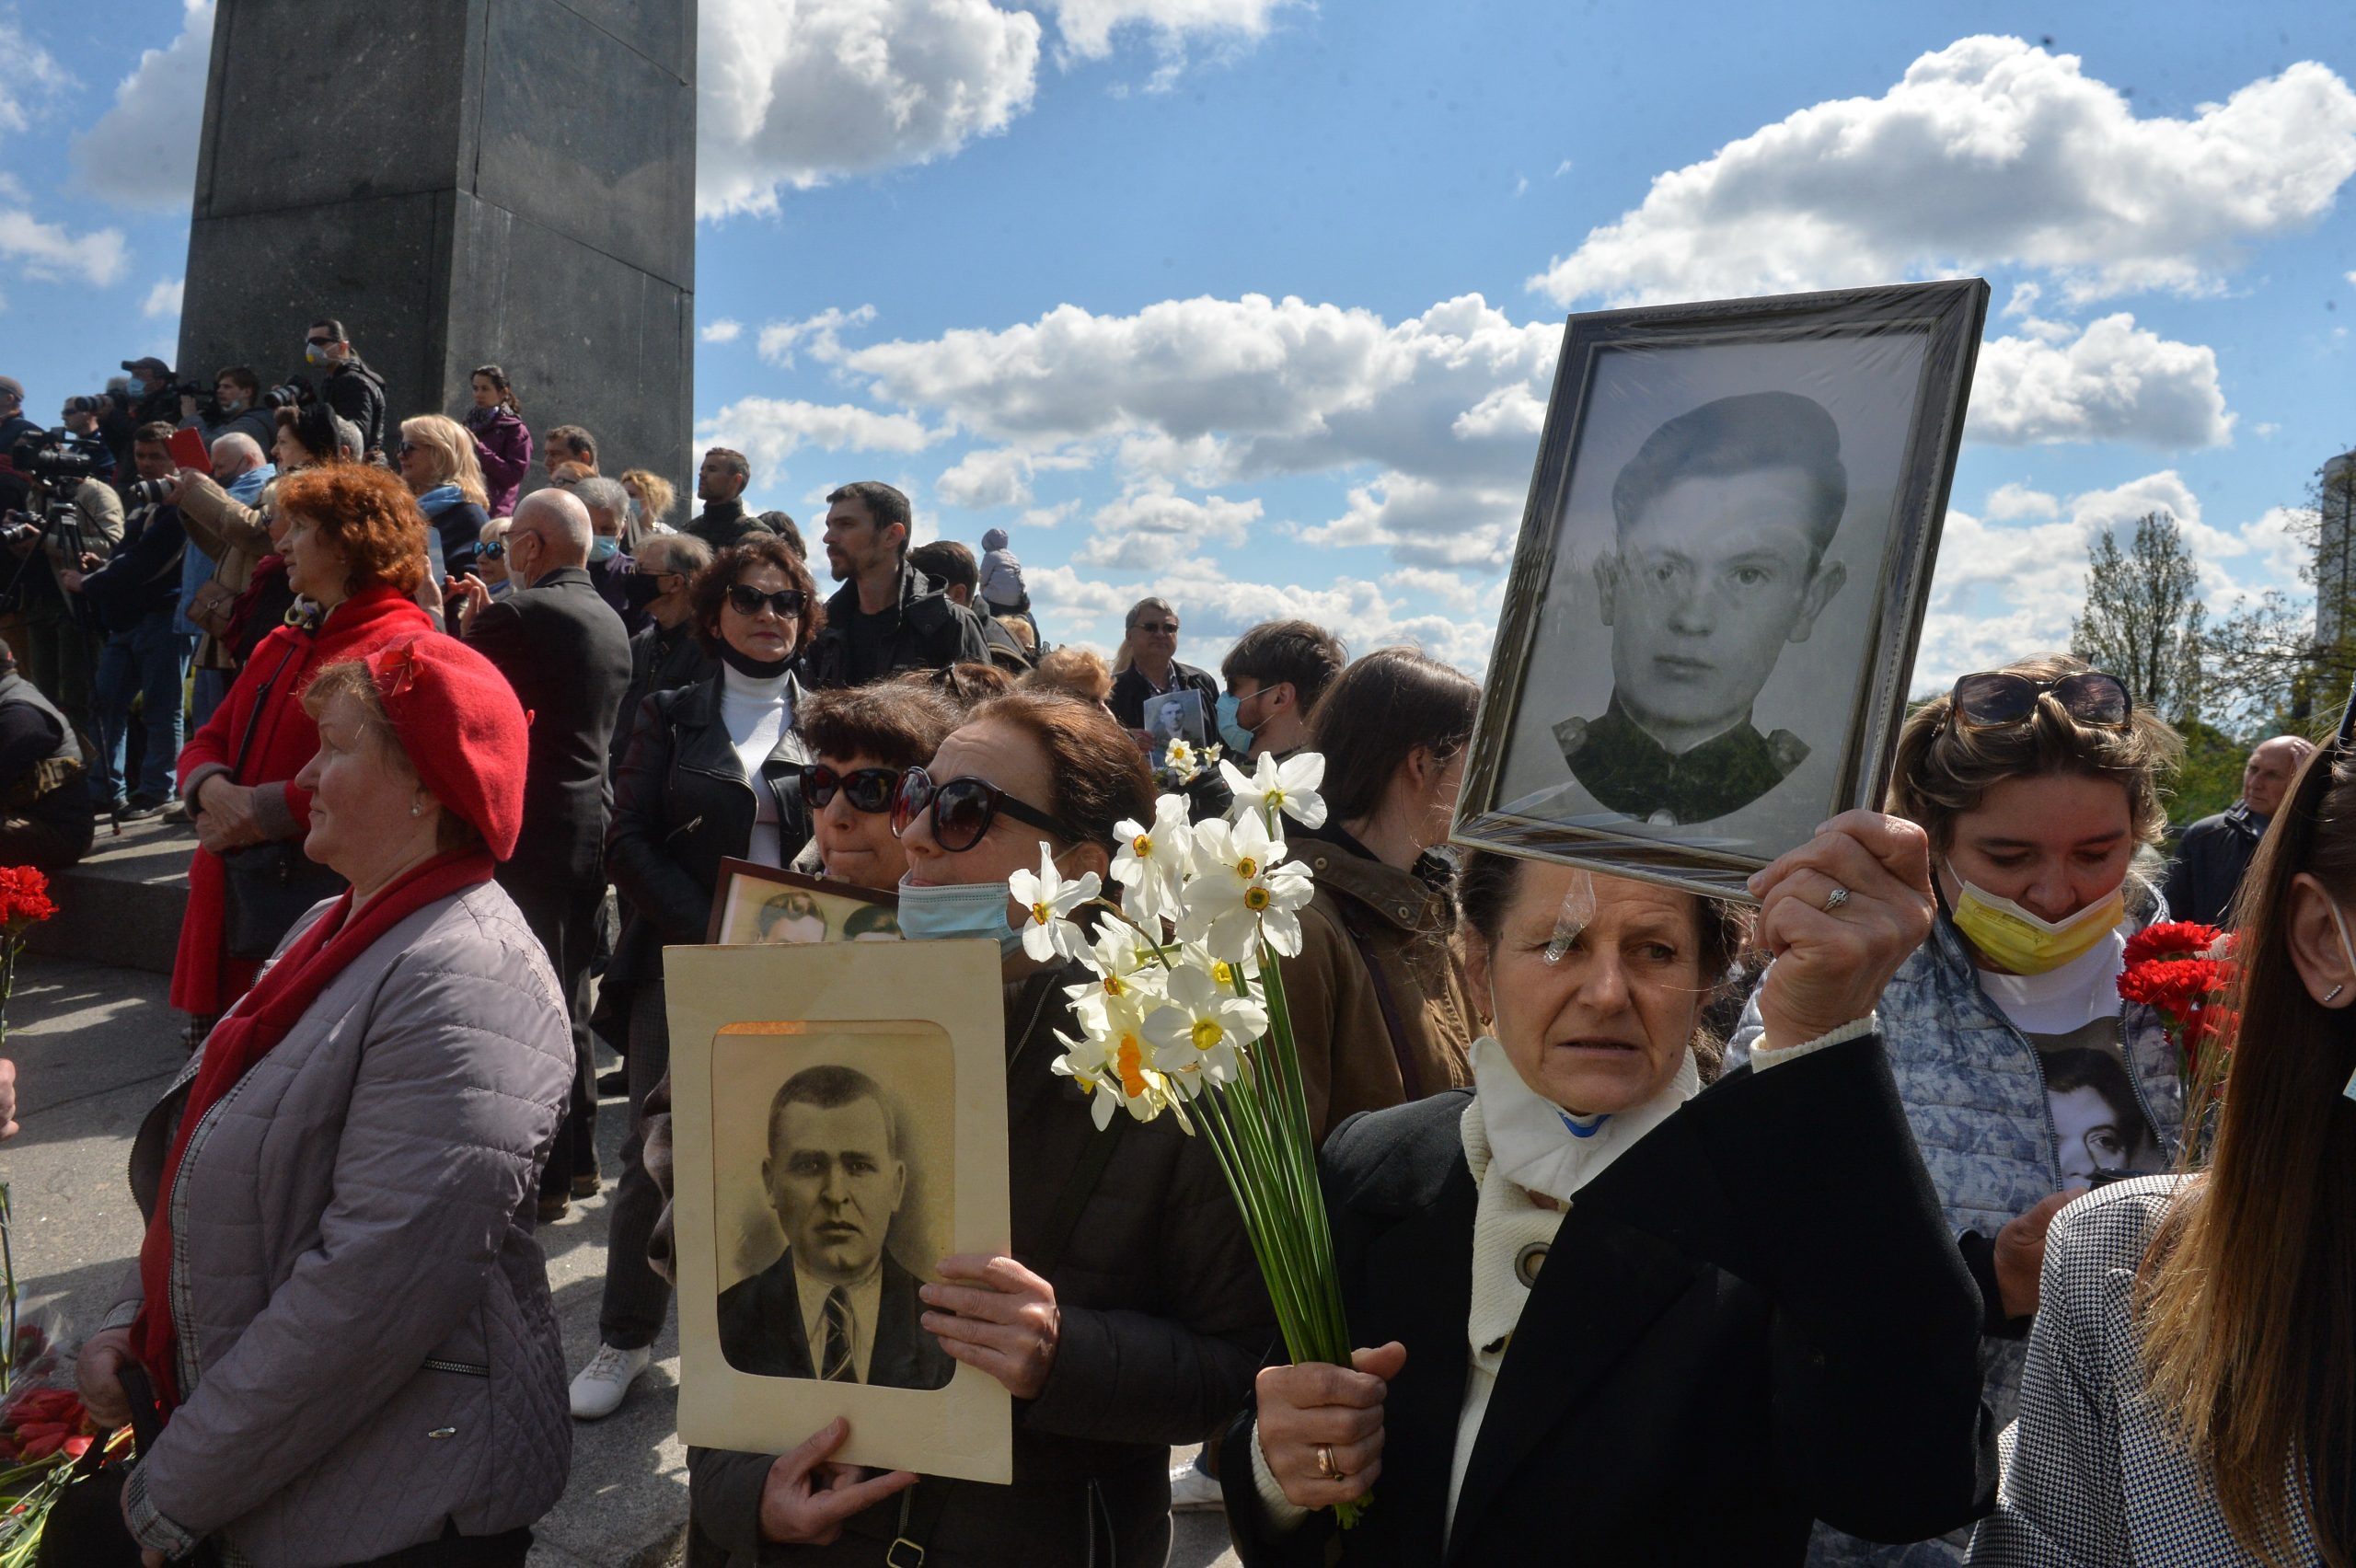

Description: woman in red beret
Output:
[169,463,438,1042]
[77,632,575,1566]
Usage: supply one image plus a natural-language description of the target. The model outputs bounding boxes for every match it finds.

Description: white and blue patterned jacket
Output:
[1727,881,2188,1567]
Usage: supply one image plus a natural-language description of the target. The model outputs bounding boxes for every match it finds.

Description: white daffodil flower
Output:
[1145,963,1266,1089]
[1054,991,1173,1127]
[1111,794,1194,925]
[1063,920,1168,1014]
[1008,843,1101,963]
[1221,749,1328,830]
[1181,811,1316,960]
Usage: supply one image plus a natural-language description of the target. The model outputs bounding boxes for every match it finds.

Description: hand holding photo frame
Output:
[667,939,1012,1483]
[1454,278,1990,899]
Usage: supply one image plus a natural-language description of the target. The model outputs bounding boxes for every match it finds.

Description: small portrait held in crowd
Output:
[708,861,901,946]
[1461,279,1987,897]
[667,940,1012,1485]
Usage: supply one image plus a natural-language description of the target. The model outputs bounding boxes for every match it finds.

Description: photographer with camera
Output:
[305,319,387,461]
[101,357,188,476]
[189,366,276,453]
[58,397,117,487]
[61,422,191,818]
[5,422,122,741]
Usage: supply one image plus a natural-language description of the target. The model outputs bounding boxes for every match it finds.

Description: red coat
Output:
[171,587,435,1014]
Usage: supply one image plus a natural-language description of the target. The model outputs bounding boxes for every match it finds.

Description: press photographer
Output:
[188,365,277,452]
[58,395,118,486]
[4,424,123,738]
[305,317,387,460]
[101,356,191,473]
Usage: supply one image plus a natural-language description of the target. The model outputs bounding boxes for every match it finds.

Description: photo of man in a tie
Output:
[716,1064,955,1389]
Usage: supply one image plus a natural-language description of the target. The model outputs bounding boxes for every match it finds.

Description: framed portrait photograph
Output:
[1455,278,1991,899]
[667,939,1013,1483]
[707,860,903,946]
[1141,687,1210,753]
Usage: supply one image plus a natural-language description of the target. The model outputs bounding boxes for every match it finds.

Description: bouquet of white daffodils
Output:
[1021,751,1365,1523]
[1154,735,1221,791]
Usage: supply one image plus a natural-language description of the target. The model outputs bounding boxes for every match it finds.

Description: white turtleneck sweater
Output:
[719,662,793,864]
[1250,1015,1875,1541]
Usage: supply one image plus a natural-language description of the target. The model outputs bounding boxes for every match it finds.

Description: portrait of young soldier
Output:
[716,1064,954,1389]
[1554,389,1850,827]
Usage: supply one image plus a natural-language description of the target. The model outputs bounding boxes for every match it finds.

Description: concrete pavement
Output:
[4,952,1240,1567]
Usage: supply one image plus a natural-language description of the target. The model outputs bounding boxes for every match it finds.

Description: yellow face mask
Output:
[1946,872,2127,975]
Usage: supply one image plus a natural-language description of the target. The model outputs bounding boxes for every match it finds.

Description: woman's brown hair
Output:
[1309,647,1481,826]
[797,683,961,774]
[964,689,1152,856]
[300,661,484,856]
[2137,742,2356,1563]
[689,536,823,658]
[1887,652,2182,850]
[274,464,429,597]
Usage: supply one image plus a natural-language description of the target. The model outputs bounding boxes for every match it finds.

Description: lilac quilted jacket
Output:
[105,881,573,1566]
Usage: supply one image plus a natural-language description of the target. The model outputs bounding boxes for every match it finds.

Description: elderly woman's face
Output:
[273,426,311,473]
[815,749,909,892]
[294,692,431,883]
[280,508,348,602]
[718,561,802,663]
[1466,862,1708,1117]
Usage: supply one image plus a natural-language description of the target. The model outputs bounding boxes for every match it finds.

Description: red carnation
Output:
[2122,920,2224,968]
[0,866,55,930]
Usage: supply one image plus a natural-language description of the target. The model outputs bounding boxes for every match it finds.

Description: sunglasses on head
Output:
[891,767,1084,853]
[1946,670,2131,731]
[725,583,807,618]
[799,763,899,813]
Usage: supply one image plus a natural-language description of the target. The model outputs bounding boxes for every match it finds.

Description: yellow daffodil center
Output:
[1235,856,1259,879]
[1211,960,1236,986]
[1243,885,1271,912]
[1103,974,1127,997]
[1116,1035,1148,1097]
[1191,1017,1225,1053]
[1031,901,1053,926]
[1268,788,1288,809]
[1132,834,1152,855]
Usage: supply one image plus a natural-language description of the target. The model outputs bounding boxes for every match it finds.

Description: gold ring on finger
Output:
[1315,1443,1339,1481]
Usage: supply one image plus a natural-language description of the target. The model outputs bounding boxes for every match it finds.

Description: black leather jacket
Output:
[606,669,815,986]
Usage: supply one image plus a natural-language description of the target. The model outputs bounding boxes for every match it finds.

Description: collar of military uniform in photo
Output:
[1293,822,1452,932]
[1553,695,1809,828]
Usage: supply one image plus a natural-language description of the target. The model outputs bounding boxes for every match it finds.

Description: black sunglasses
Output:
[891,767,1084,853]
[305,335,335,347]
[479,540,506,561]
[1137,620,1179,635]
[800,763,899,813]
[1946,670,2131,731]
[725,583,807,618]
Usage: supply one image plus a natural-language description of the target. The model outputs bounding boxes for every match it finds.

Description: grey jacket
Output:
[106,881,575,1566]
[1726,882,2186,1567]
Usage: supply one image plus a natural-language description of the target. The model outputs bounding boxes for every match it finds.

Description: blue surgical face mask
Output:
[1216,692,1259,756]
[127,377,149,397]
[895,872,1025,958]
[589,536,619,563]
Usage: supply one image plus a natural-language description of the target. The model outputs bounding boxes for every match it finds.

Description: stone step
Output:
[27,813,195,976]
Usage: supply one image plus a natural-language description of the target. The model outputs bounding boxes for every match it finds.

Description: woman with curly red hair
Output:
[170,464,434,1037]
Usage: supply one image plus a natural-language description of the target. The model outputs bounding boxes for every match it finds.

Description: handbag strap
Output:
[1337,908,1423,1101]
[891,1078,1133,1566]
[225,634,305,786]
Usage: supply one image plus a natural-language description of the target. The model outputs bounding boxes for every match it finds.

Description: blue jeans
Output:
[89,617,193,804]
[191,664,232,733]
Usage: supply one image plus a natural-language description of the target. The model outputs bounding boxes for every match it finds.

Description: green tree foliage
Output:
[2206,455,2356,732]
[2070,511,2206,724]
[2165,717,2250,827]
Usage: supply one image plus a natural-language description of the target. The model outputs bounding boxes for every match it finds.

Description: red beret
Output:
[361,633,529,860]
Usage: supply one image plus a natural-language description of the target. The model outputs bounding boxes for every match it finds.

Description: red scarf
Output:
[131,849,496,1412]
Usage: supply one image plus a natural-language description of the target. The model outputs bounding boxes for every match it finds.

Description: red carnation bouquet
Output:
[2118,920,2236,1110]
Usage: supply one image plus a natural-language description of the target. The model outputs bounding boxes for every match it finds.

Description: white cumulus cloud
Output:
[699,0,1042,218]
[0,203,128,288]
[0,15,71,133]
[1969,313,2234,447]
[756,305,878,367]
[700,318,744,343]
[698,396,942,484]
[1530,38,2356,308]
[71,0,213,211]
[143,277,183,318]
[1073,480,1262,569]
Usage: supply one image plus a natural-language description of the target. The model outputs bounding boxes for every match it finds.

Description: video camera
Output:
[262,375,314,411]
[7,430,101,487]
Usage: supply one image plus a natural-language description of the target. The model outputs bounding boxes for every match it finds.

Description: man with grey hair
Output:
[458,486,633,1219]
[2163,734,2319,927]
[573,474,639,624]
[606,530,715,779]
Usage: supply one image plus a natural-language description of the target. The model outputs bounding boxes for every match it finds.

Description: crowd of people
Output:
[0,339,2347,1566]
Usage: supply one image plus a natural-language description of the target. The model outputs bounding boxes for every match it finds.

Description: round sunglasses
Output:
[799,763,900,814]
[725,583,807,618]
[890,767,1084,852]
[1946,670,2131,730]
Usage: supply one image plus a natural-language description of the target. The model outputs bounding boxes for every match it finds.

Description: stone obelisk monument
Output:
[175,0,696,492]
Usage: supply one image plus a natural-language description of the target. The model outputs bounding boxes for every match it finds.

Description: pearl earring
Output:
[410,803,422,818]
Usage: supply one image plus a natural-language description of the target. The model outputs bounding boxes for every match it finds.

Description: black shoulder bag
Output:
[215,637,345,959]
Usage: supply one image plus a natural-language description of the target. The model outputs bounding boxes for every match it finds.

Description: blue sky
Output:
[6,0,2354,703]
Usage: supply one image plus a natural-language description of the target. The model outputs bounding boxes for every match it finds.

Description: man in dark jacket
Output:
[454,488,633,1218]
[1106,596,1218,735]
[64,423,190,815]
[806,482,987,688]
[907,539,1033,674]
[0,643,92,870]
[2162,734,2315,927]
[686,447,778,551]
[306,319,388,460]
[608,532,716,779]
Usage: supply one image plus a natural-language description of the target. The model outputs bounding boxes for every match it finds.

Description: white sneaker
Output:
[1169,1460,1225,1512]
[569,1343,651,1420]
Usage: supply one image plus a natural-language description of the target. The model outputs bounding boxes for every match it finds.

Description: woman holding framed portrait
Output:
[1725,652,2189,1567]
[580,535,825,1421]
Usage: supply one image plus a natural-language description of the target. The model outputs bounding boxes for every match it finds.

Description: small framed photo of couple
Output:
[1455,277,1991,900]
[667,939,1014,1483]
[706,861,903,946]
